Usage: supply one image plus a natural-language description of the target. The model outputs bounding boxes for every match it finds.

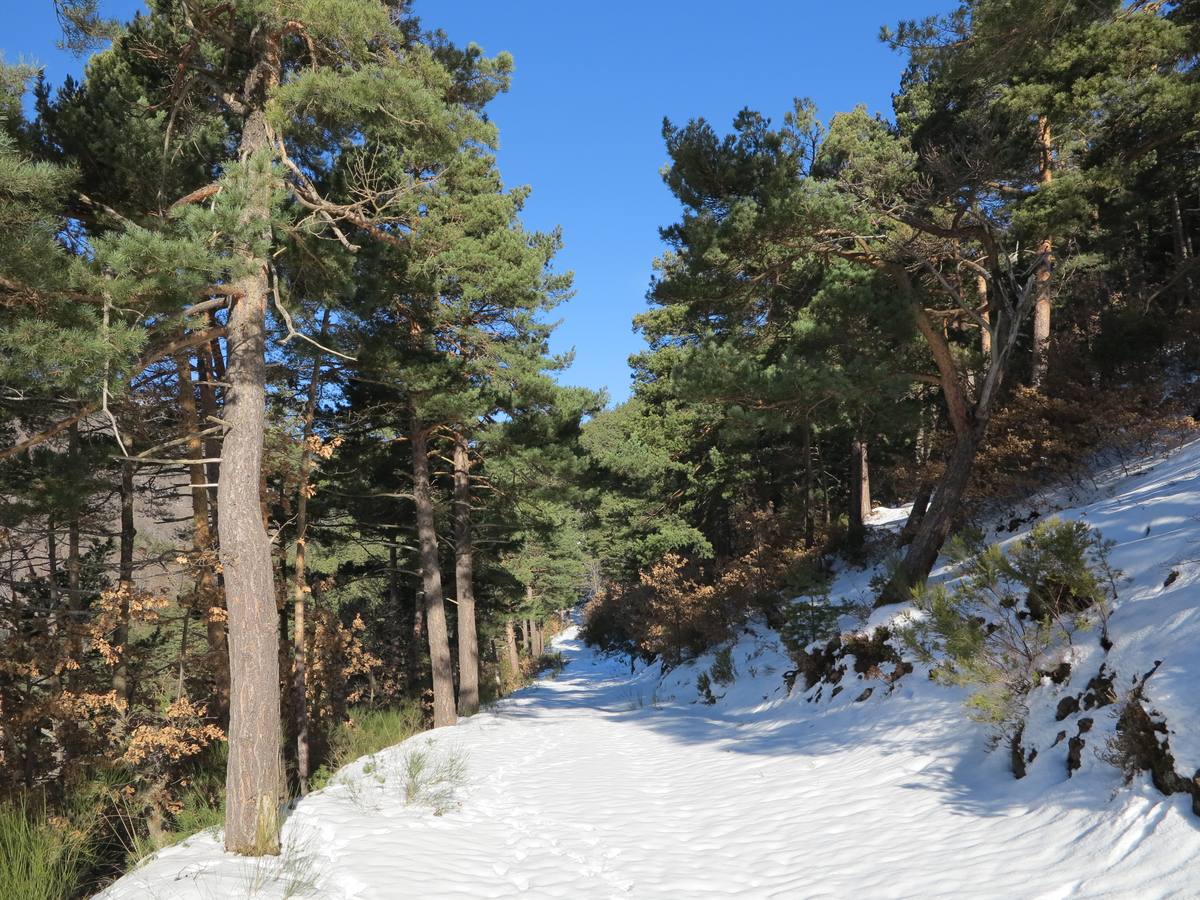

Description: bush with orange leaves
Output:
[303,603,384,762]
[586,508,817,666]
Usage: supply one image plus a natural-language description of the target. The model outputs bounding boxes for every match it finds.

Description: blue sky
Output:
[4,1,952,403]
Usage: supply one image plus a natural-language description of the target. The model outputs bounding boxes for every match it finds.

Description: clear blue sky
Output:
[4,1,953,403]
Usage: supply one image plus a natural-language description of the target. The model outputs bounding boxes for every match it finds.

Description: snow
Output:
[98,439,1200,899]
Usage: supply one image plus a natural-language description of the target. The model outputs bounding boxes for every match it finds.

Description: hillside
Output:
[99,437,1200,899]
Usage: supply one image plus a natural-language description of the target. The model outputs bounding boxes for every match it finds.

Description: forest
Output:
[1,1,1198,898]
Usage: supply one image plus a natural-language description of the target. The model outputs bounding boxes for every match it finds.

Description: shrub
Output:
[710,647,736,686]
[311,703,424,791]
[696,672,716,704]
[779,593,843,661]
[0,799,92,900]
[401,745,468,816]
[902,519,1118,744]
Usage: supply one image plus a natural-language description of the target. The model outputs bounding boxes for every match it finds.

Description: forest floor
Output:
[100,440,1200,899]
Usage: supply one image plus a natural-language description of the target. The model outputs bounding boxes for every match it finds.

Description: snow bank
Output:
[97,440,1200,899]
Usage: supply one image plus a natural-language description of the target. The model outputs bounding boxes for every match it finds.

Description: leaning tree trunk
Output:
[882,268,1037,604]
[452,432,480,717]
[219,103,283,856]
[885,430,981,600]
[410,420,456,728]
[1031,115,1054,388]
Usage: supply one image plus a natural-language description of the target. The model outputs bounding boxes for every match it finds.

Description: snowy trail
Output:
[101,622,1199,899]
[100,440,1200,900]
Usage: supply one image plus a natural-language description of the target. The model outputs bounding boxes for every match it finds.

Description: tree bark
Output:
[504,618,520,689]
[523,614,534,656]
[452,432,480,717]
[1031,115,1053,388]
[219,101,283,856]
[410,419,456,728]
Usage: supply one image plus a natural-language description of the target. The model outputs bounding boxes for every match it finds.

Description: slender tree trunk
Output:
[291,314,327,795]
[65,425,83,686]
[977,272,992,356]
[848,439,870,545]
[408,590,424,690]
[196,351,223,534]
[504,618,520,688]
[410,420,456,728]
[219,98,283,855]
[802,419,814,548]
[112,450,135,701]
[452,432,480,717]
[1172,193,1195,304]
[183,353,229,722]
[523,614,534,656]
[388,544,401,669]
[1031,115,1053,387]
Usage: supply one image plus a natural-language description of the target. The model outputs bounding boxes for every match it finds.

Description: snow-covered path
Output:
[102,438,1200,899]
[102,621,1199,899]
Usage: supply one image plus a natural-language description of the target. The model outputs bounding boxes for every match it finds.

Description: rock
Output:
[1056,695,1080,721]
[1082,666,1117,710]
[1067,735,1086,775]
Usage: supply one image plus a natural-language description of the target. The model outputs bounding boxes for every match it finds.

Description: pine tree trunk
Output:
[977,273,992,356]
[195,350,223,536]
[504,618,520,688]
[388,544,402,669]
[1172,192,1195,304]
[883,431,981,603]
[112,450,135,701]
[184,353,229,721]
[524,615,534,656]
[452,432,479,717]
[291,316,327,794]
[65,425,82,685]
[898,479,934,548]
[410,420,456,728]
[219,103,282,856]
[848,439,870,545]
[802,420,814,547]
[1031,115,1053,387]
[408,592,424,690]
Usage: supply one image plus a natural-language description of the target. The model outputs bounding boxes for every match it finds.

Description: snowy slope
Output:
[98,439,1200,900]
